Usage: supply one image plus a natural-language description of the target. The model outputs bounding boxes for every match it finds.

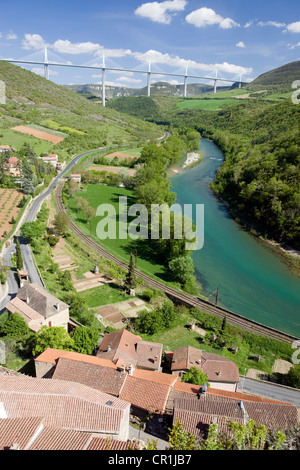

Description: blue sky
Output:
[0,0,299,87]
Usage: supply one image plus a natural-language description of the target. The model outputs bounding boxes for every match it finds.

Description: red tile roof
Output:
[0,417,43,450]
[87,437,138,450]
[172,395,299,437]
[171,346,240,383]
[35,348,117,369]
[0,375,130,435]
[29,427,92,450]
[52,357,126,396]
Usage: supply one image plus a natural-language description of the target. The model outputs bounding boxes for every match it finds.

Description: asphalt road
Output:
[0,148,100,313]
[239,376,300,406]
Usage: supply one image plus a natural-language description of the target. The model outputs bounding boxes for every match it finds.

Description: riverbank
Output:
[169,138,300,337]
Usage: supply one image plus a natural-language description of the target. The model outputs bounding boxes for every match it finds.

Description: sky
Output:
[0,0,300,88]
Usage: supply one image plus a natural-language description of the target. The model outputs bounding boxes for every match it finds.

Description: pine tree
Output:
[124,254,136,292]
[15,239,23,271]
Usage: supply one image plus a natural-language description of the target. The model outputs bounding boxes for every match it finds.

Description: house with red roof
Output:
[97,329,163,372]
[169,346,240,392]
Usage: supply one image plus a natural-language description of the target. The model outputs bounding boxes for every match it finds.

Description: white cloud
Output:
[288,42,300,49]
[244,21,253,28]
[22,33,46,50]
[31,67,58,76]
[236,41,246,48]
[185,7,240,29]
[135,0,187,24]
[116,76,142,84]
[257,21,286,28]
[132,49,252,76]
[286,21,300,33]
[52,39,101,55]
[6,32,17,40]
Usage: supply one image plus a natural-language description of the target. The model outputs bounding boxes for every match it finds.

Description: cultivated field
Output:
[12,125,65,144]
[0,189,23,239]
[87,165,136,176]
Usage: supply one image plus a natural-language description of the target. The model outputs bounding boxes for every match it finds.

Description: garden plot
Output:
[0,189,23,239]
[97,299,150,328]
[51,238,79,271]
[72,271,114,292]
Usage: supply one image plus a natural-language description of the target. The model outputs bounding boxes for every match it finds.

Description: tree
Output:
[181,366,209,387]
[53,211,70,236]
[85,204,96,236]
[286,364,300,388]
[124,254,136,292]
[168,420,198,450]
[72,326,99,355]
[168,255,195,285]
[15,239,23,271]
[21,221,45,245]
[22,178,35,195]
[0,313,30,339]
[32,326,74,356]
[0,258,10,285]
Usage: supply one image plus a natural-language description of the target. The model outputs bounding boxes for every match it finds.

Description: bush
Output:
[0,313,30,339]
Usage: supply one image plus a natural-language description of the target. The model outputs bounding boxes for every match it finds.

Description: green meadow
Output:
[68,184,179,286]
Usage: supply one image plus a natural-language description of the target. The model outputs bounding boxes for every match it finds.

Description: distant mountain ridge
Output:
[63,81,233,100]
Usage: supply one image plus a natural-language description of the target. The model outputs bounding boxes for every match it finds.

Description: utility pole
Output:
[215,286,219,306]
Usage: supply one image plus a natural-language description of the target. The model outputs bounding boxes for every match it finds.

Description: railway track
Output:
[56,182,299,344]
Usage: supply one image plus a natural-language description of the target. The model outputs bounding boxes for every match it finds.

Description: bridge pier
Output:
[213,79,217,94]
[102,67,106,107]
[184,75,187,98]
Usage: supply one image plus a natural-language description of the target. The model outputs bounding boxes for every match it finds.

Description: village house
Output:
[169,346,240,392]
[171,384,299,440]
[34,348,176,417]
[69,173,82,183]
[0,145,12,153]
[0,374,131,443]
[96,329,163,372]
[33,347,299,441]
[5,156,21,177]
[41,153,58,167]
[6,283,69,332]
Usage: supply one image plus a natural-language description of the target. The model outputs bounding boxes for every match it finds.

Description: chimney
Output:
[240,401,248,425]
[9,443,20,450]
[121,364,126,374]
[128,364,134,375]
[107,345,111,353]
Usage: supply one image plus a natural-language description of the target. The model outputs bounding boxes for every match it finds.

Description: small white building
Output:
[41,154,58,168]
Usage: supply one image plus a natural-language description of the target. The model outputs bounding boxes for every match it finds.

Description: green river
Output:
[169,138,300,338]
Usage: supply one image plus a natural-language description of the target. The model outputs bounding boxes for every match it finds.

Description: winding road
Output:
[0,148,100,314]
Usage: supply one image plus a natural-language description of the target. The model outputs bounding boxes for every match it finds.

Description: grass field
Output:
[80,283,131,308]
[177,98,239,111]
[68,184,179,286]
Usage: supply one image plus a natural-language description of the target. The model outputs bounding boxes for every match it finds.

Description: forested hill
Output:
[0,61,162,154]
[246,60,300,93]
[169,98,300,250]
